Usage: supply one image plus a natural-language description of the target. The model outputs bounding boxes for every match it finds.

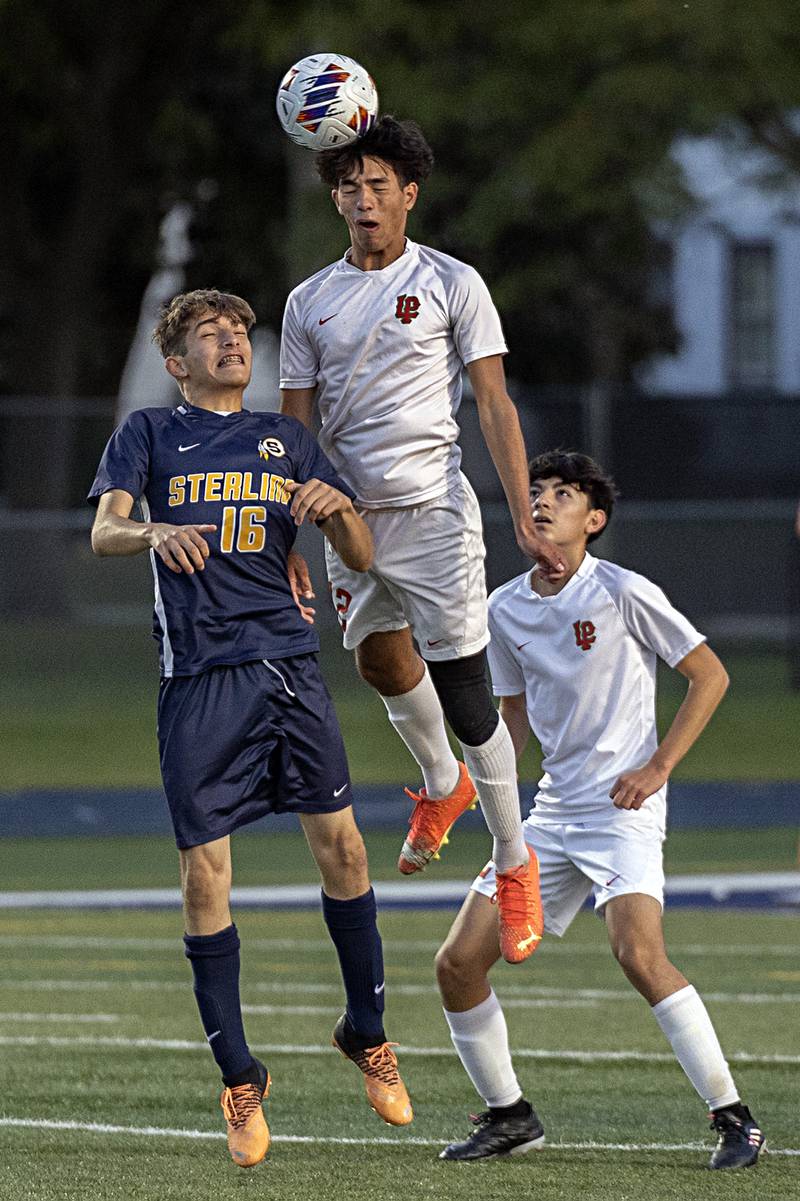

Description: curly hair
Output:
[315,115,434,188]
[528,450,619,542]
[152,289,255,358]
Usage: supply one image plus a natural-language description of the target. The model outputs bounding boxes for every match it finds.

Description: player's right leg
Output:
[181,837,270,1167]
[326,521,475,849]
[435,889,544,1160]
[301,807,413,1127]
[605,893,765,1169]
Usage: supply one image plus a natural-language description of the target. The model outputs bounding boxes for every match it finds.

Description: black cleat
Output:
[439,1102,545,1161]
[708,1105,766,1169]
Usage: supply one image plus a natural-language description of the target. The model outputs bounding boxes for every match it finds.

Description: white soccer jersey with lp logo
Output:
[487,553,705,824]
[279,238,507,508]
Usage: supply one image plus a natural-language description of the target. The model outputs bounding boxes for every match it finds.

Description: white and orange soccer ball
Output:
[276,53,378,151]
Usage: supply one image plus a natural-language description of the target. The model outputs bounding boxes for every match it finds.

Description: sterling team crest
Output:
[258,437,286,461]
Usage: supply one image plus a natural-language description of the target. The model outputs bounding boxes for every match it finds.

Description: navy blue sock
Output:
[321,888,386,1041]
[183,923,253,1083]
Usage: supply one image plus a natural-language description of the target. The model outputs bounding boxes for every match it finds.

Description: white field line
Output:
[239,1000,602,1014]
[0,1116,797,1156]
[2,977,798,1006]
[0,1012,119,1024]
[0,1034,797,1065]
[0,934,798,957]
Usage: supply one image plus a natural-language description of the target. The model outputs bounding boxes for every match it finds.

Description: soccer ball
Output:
[276,53,378,151]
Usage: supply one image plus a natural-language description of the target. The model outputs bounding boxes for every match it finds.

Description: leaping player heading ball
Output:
[280,116,562,962]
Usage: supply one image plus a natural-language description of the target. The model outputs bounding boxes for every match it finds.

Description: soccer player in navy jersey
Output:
[89,289,412,1169]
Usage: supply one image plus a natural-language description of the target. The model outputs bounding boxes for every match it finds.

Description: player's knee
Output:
[427,652,499,746]
[315,826,368,889]
[181,852,229,916]
[612,938,666,986]
[355,644,418,695]
[435,940,475,993]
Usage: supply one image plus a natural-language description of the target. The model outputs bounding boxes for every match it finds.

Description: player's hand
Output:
[287,547,315,625]
[146,523,216,574]
[515,523,567,580]
[285,478,353,526]
[610,761,669,810]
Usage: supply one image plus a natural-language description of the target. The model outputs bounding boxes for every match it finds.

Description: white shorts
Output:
[325,473,489,660]
[471,809,666,937]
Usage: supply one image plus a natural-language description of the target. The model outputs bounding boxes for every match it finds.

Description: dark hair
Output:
[315,115,434,188]
[528,450,619,543]
[152,289,255,358]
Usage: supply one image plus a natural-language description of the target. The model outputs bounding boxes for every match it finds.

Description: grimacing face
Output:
[168,311,252,393]
[333,155,418,263]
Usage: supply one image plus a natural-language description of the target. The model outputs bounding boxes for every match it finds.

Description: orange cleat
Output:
[495,852,544,964]
[220,1059,271,1167]
[332,1015,413,1126]
[398,762,477,874]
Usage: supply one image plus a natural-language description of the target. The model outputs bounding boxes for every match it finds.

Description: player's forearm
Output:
[323,508,374,572]
[650,665,729,774]
[499,697,531,760]
[91,512,153,557]
[476,395,534,534]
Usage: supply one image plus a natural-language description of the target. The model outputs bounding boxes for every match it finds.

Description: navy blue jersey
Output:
[88,402,354,676]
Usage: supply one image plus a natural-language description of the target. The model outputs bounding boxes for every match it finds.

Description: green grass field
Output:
[3,622,800,789]
[0,900,797,1201]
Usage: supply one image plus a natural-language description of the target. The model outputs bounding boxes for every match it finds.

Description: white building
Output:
[642,133,800,395]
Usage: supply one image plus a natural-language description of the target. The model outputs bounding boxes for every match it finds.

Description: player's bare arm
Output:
[280,386,317,430]
[499,693,532,760]
[284,479,373,572]
[610,642,730,810]
[467,356,565,580]
[91,489,216,575]
[279,390,319,619]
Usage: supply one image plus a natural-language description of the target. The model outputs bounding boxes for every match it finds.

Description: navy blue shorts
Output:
[157,655,353,849]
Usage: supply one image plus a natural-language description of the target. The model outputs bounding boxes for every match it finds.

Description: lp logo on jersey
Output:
[395,294,421,324]
[572,620,596,651]
[257,437,285,461]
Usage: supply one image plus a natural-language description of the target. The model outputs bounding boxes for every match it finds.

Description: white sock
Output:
[380,668,460,799]
[460,717,528,873]
[652,984,739,1110]
[443,991,522,1108]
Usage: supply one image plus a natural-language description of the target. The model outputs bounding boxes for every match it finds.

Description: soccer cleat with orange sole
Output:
[398,761,478,874]
[332,1015,413,1126]
[220,1059,271,1167]
[495,852,544,964]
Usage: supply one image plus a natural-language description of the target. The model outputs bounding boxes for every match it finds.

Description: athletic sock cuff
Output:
[443,989,501,1035]
[183,923,239,960]
[651,983,696,1018]
[321,887,377,929]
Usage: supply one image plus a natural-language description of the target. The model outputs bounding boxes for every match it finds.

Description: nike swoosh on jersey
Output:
[426,638,445,647]
[333,784,348,797]
[178,443,201,452]
[516,640,534,650]
[374,982,385,995]
[318,314,338,325]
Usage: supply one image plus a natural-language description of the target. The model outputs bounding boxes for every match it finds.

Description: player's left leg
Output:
[181,836,270,1167]
[427,651,542,963]
[435,888,544,1159]
[301,808,412,1126]
[605,893,765,1169]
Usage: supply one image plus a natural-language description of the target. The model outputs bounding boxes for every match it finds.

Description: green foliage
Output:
[3,0,800,397]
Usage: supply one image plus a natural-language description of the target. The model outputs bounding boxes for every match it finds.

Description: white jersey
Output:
[279,238,507,508]
[487,553,705,822]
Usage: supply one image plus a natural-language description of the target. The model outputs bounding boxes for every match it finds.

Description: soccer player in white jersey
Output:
[435,451,765,1169]
[280,116,563,962]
